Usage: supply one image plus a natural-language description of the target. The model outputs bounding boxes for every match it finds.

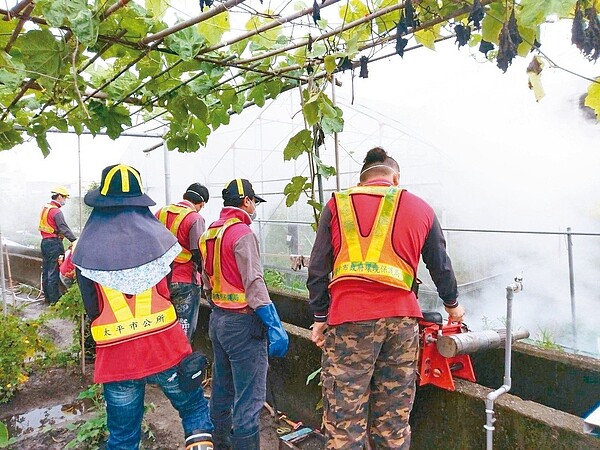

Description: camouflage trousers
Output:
[321,317,420,450]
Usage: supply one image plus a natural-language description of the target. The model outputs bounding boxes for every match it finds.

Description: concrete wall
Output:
[3,244,42,288]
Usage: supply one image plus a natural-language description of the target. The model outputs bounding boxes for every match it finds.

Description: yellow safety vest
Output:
[157,204,195,264]
[38,203,58,234]
[91,285,177,346]
[199,218,247,308]
[330,185,415,291]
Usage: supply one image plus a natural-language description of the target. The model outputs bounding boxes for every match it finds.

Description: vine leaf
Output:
[165,26,205,60]
[197,10,230,46]
[283,129,313,161]
[283,176,310,207]
[12,30,69,79]
[145,0,169,20]
[584,77,600,119]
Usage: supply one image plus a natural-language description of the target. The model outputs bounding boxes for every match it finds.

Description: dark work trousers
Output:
[208,307,268,444]
[41,237,64,304]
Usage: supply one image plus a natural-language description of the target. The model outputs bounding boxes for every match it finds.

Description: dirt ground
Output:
[0,364,290,449]
[0,296,319,449]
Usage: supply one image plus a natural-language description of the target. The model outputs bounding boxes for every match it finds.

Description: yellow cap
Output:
[51,185,70,198]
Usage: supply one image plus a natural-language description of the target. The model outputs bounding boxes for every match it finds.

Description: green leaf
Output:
[247,84,266,107]
[414,26,440,50]
[12,30,69,79]
[165,26,205,60]
[185,96,209,122]
[35,133,51,158]
[145,0,169,20]
[136,53,163,80]
[0,19,18,49]
[283,176,309,207]
[197,11,230,46]
[303,98,319,127]
[481,2,505,45]
[0,122,23,151]
[321,107,344,134]
[219,87,237,108]
[324,55,338,75]
[374,0,399,35]
[38,0,99,46]
[264,79,283,99]
[210,106,231,130]
[283,129,313,161]
[0,418,9,443]
[584,78,600,120]
[166,96,187,122]
[315,156,336,178]
[519,0,577,25]
[87,102,132,140]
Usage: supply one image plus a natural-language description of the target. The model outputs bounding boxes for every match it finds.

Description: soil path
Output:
[0,296,313,449]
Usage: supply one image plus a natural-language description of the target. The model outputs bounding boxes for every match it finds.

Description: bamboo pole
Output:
[3,244,16,307]
[236,1,407,65]
[200,0,342,54]
[4,2,34,52]
[141,0,248,45]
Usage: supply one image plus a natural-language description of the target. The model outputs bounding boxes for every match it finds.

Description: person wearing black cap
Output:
[200,178,289,450]
[38,185,77,304]
[72,164,213,450]
[156,183,209,342]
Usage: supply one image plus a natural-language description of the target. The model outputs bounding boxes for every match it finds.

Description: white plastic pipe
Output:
[485,278,522,450]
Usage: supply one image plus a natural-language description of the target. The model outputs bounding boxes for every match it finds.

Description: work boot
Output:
[185,430,213,450]
[231,430,260,450]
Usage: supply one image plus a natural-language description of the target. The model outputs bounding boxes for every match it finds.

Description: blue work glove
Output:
[255,303,289,357]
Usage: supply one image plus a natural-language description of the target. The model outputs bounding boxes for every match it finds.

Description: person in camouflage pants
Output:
[322,318,419,448]
[308,147,464,449]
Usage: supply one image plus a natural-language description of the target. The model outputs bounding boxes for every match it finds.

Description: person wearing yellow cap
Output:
[38,185,77,304]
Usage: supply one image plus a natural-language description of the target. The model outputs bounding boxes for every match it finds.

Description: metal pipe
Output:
[485,277,522,450]
[331,75,341,192]
[566,227,577,346]
[0,224,7,317]
[162,128,171,204]
[437,328,530,358]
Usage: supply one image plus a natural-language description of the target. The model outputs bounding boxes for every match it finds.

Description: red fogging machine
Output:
[418,311,529,391]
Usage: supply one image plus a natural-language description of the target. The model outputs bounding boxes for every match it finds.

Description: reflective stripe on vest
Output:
[331,186,415,291]
[157,204,194,263]
[38,203,58,234]
[199,218,247,307]
[91,285,177,346]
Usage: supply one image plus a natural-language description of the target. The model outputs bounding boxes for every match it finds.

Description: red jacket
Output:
[155,201,204,284]
[308,180,458,326]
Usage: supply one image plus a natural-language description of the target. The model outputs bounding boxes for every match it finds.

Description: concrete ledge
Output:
[472,342,600,417]
[412,379,600,450]
[4,243,41,288]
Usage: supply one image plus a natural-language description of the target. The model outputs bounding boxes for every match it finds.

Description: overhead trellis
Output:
[0,0,599,161]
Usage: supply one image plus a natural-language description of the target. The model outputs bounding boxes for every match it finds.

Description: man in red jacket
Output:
[308,147,465,449]
[156,183,209,341]
[38,185,77,304]
[200,178,288,450]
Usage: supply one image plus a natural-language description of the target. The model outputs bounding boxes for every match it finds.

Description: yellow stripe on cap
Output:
[100,164,144,196]
[236,178,244,197]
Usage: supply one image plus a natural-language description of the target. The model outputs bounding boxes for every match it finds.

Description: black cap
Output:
[84,164,155,208]
[184,183,209,204]
[222,178,266,205]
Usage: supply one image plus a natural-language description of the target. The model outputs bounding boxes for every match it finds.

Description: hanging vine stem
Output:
[71,37,90,120]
